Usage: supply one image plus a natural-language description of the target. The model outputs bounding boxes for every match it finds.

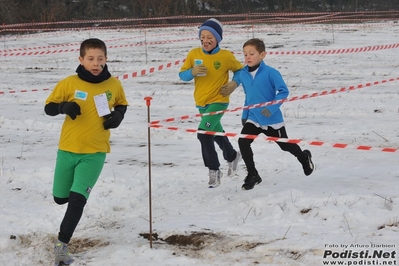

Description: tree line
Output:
[0,0,398,25]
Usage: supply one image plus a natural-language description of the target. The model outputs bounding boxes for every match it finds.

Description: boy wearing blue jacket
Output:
[238,38,314,190]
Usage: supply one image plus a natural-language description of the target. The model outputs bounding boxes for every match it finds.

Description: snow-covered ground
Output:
[0,21,398,266]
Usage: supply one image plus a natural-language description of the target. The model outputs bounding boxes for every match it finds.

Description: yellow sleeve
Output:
[228,52,244,73]
[180,49,196,72]
[111,78,129,107]
[45,76,76,104]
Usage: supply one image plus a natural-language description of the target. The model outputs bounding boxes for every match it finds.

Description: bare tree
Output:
[0,0,18,24]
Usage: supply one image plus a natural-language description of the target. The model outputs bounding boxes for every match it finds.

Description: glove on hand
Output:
[58,102,81,120]
[103,110,124,129]
[220,81,238,96]
[261,108,272,118]
[191,64,207,76]
[241,119,247,126]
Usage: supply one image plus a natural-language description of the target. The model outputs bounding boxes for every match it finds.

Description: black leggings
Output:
[54,191,87,244]
[197,133,237,170]
[238,122,303,174]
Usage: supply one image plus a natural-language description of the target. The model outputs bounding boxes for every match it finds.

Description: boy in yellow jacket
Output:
[179,18,243,188]
[44,38,128,266]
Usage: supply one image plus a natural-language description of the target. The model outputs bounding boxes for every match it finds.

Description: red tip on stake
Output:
[144,96,153,106]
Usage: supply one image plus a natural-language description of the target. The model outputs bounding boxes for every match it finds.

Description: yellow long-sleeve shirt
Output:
[45,75,128,153]
[180,47,243,107]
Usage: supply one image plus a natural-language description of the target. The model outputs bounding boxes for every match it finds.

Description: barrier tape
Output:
[247,43,399,56]
[114,41,399,80]
[149,125,399,153]
[1,20,393,42]
[0,31,192,53]
[0,15,398,32]
[0,38,197,57]
[0,43,78,54]
[0,14,302,29]
[1,22,392,54]
[1,18,315,33]
[251,22,395,33]
[0,18,308,32]
[2,11,398,29]
[1,64,398,97]
[0,88,51,95]
[112,43,399,82]
[0,36,143,54]
[0,59,185,94]
[149,77,399,125]
[252,17,397,26]
[0,48,80,56]
[2,34,398,58]
[1,16,397,33]
[113,43,399,83]
[116,60,185,80]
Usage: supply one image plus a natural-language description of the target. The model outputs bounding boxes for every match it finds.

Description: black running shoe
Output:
[300,150,314,176]
[241,173,262,191]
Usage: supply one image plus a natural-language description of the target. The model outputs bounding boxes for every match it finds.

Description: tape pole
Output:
[144,96,153,248]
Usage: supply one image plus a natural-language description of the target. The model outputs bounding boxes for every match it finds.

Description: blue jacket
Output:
[240,61,289,126]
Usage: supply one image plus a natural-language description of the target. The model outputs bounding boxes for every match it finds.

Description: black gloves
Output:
[47,101,126,128]
[103,105,126,129]
[58,102,81,120]
[103,111,123,129]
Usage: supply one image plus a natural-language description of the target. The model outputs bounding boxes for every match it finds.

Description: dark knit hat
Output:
[198,18,223,43]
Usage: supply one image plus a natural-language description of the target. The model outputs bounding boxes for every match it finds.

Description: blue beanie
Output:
[198,18,223,43]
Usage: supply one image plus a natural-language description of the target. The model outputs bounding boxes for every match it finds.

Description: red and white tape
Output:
[234,43,399,56]
[149,125,399,153]
[0,47,399,95]
[2,68,397,97]
[250,22,395,32]
[2,11,398,29]
[149,77,399,125]
[2,18,397,35]
[100,43,399,81]
[1,20,392,42]
[3,40,397,59]
[0,36,144,54]
[115,59,185,80]
[0,38,197,57]
[0,88,51,95]
[0,58,186,94]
